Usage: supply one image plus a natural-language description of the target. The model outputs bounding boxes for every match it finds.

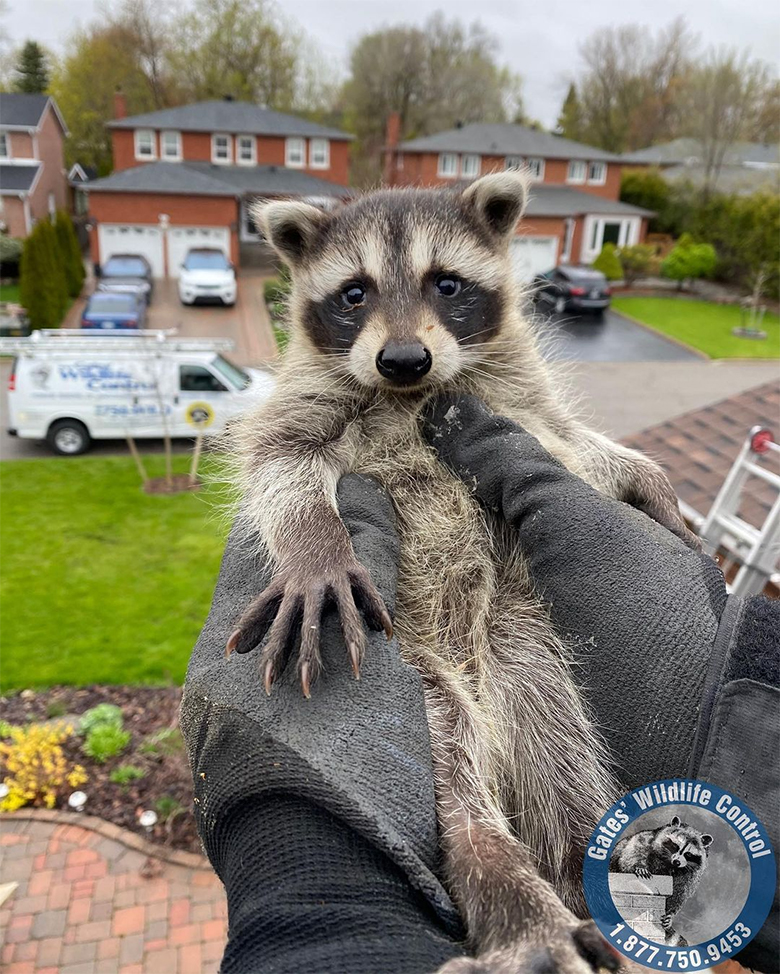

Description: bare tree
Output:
[575,17,697,152]
[682,47,770,196]
[342,15,522,186]
[107,0,174,108]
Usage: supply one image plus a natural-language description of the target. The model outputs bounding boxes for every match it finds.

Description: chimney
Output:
[383,111,402,187]
[113,88,127,120]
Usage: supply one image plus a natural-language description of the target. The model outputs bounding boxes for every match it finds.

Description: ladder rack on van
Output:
[0,329,235,357]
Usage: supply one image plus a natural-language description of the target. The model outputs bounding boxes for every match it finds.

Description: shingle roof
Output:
[0,93,49,128]
[184,161,351,197]
[84,162,237,196]
[0,163,40,194]
[84,161,351,198]
[399,124,621,162]
[619,138,780,167]
[107,100,353,141]
[525,185,654,218]
[623,381,780,530]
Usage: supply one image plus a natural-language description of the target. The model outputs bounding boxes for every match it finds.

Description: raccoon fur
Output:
[227,172,692,973]
[610,815,713,930]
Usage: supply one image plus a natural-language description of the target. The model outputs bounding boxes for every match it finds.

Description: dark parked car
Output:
[532,265,612,315]
[80,291,147,331]
[97,254,153,303]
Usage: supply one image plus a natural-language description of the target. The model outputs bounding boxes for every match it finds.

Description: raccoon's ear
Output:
[461,171,529,240]
[670,816,681,827]
[251,199,329,267]
[701,834,713,847]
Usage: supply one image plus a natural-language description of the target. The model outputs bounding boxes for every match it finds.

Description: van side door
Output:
[171,362,231,436]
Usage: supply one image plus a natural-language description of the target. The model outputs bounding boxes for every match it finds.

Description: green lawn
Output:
[0,282,21,304]
[612,297,780,359]
[0,454,231,692]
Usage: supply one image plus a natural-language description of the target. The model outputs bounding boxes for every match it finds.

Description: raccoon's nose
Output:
[376,341,432,384]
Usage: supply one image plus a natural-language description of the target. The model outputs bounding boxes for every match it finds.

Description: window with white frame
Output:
[0,133,9,159]
[587,161,606,185]
[438,153,458,178]
[505,155,522,170]
[160,131,181,161]
[567,160,586,184]
[237,135,256,165]
[285,137,305,168]
[134,129,156,160]
[212,133,232,164]
[309,138,329,169]
[461,154,481,178]
[526,158,545,181]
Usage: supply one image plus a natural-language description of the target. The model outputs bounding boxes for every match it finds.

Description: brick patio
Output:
[0,817,226,973]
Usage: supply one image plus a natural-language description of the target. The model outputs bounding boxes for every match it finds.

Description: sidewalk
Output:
[0,817,226,974]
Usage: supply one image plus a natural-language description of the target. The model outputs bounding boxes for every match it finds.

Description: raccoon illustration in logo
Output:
[611,816,713,944]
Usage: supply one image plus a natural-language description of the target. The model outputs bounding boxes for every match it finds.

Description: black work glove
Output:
[422,394,779,974]
[181,475,464,974]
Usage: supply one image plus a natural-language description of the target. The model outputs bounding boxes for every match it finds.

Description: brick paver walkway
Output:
[0,816,226,973]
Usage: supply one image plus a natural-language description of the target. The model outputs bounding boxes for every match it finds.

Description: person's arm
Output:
[421,393,779,974]
[181,475,464,974]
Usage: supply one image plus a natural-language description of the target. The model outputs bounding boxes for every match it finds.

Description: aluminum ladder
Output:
[0,329,235,357]
[699,426,780,596]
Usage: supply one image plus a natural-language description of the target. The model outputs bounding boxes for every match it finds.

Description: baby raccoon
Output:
[611,816,713,932]
[227,173,691,974]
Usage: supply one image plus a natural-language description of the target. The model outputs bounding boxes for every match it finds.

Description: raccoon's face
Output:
[657,816,713,871]
[255,173,528,393]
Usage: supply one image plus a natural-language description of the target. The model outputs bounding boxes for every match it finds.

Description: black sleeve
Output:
[218,795,464,974]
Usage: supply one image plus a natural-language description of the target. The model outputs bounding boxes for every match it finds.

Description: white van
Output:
[1,330,275,455]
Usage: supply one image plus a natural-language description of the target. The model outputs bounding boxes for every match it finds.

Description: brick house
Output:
[0,93,69,237]
[384,118,653,280]
[84,95,353,278]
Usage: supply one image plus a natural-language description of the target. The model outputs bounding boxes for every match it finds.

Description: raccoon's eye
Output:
[341,283,366,308]
[664,840,678,851]
[434,274,462,297]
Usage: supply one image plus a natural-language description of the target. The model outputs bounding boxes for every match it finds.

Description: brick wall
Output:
[28,104,68,223]
[608,873,673,941]
[112,130,350,184]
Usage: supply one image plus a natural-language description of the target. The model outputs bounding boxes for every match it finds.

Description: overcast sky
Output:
[3,0,779,127]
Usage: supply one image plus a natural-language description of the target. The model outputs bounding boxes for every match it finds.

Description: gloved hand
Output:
[422,393,779,973]
[181,475,464,974]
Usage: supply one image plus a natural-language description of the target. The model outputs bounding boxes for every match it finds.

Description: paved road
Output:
[534,307,701,362]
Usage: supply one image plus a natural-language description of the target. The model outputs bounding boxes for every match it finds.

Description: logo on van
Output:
[186,401,215,428]
[58,363,156,392]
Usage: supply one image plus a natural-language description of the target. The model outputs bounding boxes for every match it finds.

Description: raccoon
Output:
[610,816,713,931]
[226,173,692,973]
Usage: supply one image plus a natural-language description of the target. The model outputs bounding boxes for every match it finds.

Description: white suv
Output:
[178,249,237,306]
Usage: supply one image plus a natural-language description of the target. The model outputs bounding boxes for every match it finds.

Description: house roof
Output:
[107,99,354,141]
[622,380,780,531]
[0,163,41,195]
[0,93,68,134]
[83,161,351,199]
[399,124,621,162]
[619,138,780,168]
[525,185,654,218]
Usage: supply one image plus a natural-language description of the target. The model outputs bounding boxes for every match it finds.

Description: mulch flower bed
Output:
[0,685,200,853]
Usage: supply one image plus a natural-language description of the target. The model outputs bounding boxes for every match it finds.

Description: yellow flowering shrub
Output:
[0,722,87,811]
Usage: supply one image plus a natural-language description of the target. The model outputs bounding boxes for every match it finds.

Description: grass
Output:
[0,453,230,692]
[0,282,21,304]
[612,297,780,359]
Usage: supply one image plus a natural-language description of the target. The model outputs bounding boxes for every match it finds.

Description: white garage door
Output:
[167,226,231,280]
[510,236,559,283]
[98,224,164,278]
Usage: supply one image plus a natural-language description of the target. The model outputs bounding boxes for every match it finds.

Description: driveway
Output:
[534,307,700,362]
[0,269,278,459]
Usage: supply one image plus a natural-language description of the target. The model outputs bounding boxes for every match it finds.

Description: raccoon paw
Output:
[634,867,652,880]
[225,554,393,697]
[436,921,621,974]
[660,913,674,930]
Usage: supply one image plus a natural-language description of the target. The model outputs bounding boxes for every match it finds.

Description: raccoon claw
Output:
[227,555,393,697]
[634,867,652,880]
[660,913,673,930]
